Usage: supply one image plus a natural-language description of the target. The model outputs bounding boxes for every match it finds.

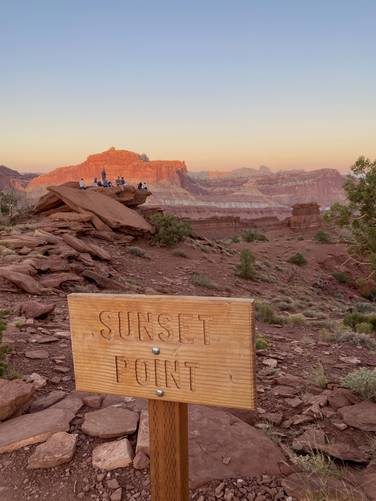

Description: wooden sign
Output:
[68,293,256,501]
[68,294,256,409]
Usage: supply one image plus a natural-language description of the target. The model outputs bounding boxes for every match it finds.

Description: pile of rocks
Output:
[0,184,157,295]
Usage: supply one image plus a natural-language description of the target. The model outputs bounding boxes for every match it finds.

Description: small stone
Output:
[24,373,47,389]
[82,406,138,438]
[28,432,77,469]
[262,358,278,368]
[0,379,35,421]
[110,488,122,501]
[30,390,67,413]
[133,451,149,470]
[83,395,103,409]
[106,478,120,490]
[92,438,133,470]
[332,421,348,431]
[24,349,49,360]
[285,397,302,408]
[136,410,149,455]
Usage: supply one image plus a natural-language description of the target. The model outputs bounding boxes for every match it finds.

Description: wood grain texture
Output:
[68,293,256,409]
[149,400,188,501]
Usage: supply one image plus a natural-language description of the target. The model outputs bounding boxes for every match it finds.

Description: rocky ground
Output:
[0,211,376,500]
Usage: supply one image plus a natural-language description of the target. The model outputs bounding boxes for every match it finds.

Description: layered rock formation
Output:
[0,165,37,191]
[28,148,186,190]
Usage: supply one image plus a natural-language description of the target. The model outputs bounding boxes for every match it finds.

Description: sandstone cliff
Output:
[0,165,37,191]
[27,148,187,190]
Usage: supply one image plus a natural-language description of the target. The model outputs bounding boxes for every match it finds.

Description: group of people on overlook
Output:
[78,168,148,191]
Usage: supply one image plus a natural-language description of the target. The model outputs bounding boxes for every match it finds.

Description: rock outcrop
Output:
[28,148,186,191]
[287,203,321,229]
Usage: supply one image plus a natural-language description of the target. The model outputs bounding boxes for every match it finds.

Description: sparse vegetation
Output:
[286,313,306,327]
[256,302,283,324]
[288,253,307,266]
[127,246,146,257]
[311,363,328,388]
[242,229,268,242]
[332,271,353,285]
[150,213,191,247]
[343,311,376,331]
[314,230,331,244]
[172,249,188,258]
[342,368,376,401]
[320,326,376,350]
[295,452,342,480]
[231,235,240,243]
[0,319,12,378]
[255,334,269,350]
[356,322,374,334]
[236,249,256,280]
[191,273,218,290]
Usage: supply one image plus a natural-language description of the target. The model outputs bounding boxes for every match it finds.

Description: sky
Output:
[1,0,375,174]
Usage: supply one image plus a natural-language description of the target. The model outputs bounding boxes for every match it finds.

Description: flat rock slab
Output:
[24,349,49,360]
[28,431,77,468]
[0,408,74,453]
[0,378,35,421]
[189,406,286,487]
[339,401,376,431]
[48,185,152,234]
[17,300,56,319]
[30,390,67,413]
[82,406,139,438]
[135,409,149,455]
[92,438,134,470]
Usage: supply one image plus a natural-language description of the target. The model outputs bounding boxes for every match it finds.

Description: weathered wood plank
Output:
[149,400,188,501]
[68,294,256,409]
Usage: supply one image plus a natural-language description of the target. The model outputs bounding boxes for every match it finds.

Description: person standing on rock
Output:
[79,178,86,190]
[101,168,107,184]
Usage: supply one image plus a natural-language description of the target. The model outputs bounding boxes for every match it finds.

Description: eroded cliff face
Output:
[27,148,187,190]
[0,165,37,191]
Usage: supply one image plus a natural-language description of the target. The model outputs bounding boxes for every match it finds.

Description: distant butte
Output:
[27,148,187,189]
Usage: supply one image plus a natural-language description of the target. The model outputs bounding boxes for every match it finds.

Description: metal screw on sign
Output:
[152,346,160,355]
[155,388,164,397]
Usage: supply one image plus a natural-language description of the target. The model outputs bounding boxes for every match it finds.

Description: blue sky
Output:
[1,0,375,172]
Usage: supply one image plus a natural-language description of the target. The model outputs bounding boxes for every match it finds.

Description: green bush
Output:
[256,303,283,324]
[231,235,240,243]
[150,213,191,247]
[332,271,353,284]
[342,368,376,400]
[191,273,218,290]
[288,253,307,266]
[256,334,269,350]
[314,230,331,243]
[343,311,376,331]
[236,249,256,280]
[127,246,146,257]
[356,322,374,334]
[286,313,306,327]
[242,229,268,243]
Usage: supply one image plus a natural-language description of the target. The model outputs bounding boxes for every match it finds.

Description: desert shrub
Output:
[320,326,376,350]
[297,235,304,241]
[139,153,150,162]
[332,271,353,285]
[343,311,376,332]
[311,363,328,388]
[256,334,269,350]
[342,368,376,400]
[356,322,374,334]
[288,253,307,266]
[242,229,268,242]
[286,313,306,327]
[255,303,283,324]
[191,273,218,290]
[0,319,11,377]
[0,309,10,319]
[172,249,188,258]
[150,213,191,247]
[128,246,146,257]
[236,249,256,280]
[356,278,376,301]
[314,230,331,243]
[231,235,240,243]
[295,452,341,479]
[355,302,376,313]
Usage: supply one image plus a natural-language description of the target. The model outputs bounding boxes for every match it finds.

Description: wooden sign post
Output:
[68,294,256,501]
